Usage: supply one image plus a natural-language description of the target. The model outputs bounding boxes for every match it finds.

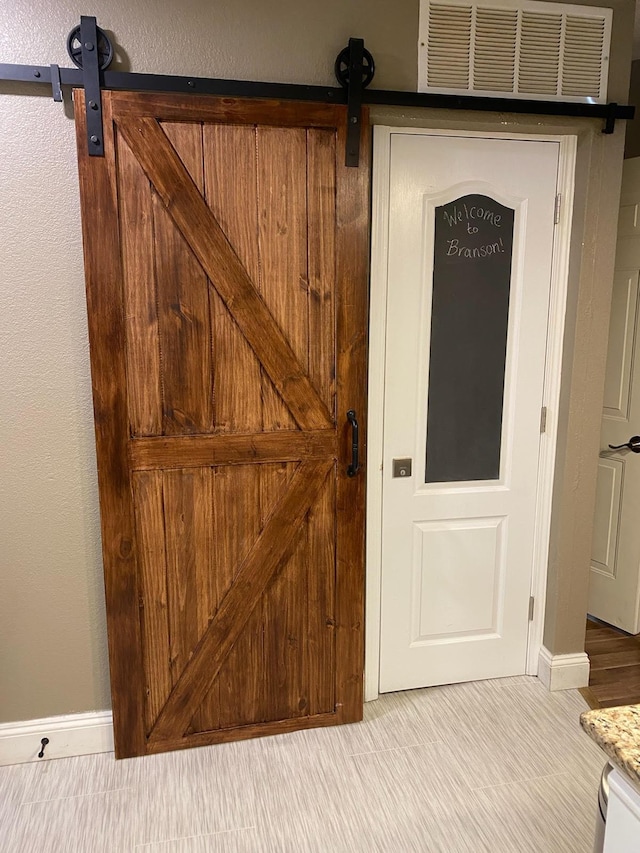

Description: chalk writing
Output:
[446,237,505,258]
[425,193,515,483]
[442,203,502,230]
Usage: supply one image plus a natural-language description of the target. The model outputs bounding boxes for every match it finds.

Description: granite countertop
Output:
[581,704,640,787]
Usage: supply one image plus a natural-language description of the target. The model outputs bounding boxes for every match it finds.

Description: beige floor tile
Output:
[0,761,35,844]
[5,788,135,853]
[134,827,261,852]
[128,742,258,847]
[408,676,606,789]
[21,750,137,804]
[470,771,600,852]
[0,679,608,852]
[258,688,445,761]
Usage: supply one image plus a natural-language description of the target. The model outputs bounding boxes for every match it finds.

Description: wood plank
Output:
[596,696,640,709]
[588,664,640,701]
[585,618,640,708]
[73,89,146,758]
[149,459,332,743]
[198,123,265,731]
[307,129,337,416]
[148,709,341,754]
[117,134,162,436]
[585,627,631,643]
[132,472,172,733]
[586,636,640,655]
[257,126,308,431]
[589,648,640,670]
[261,464,309,722]
[334,112,370,723]
[210,465,264,730]
[306,130,337,717]
[162,469,215,697]
[203,124,262,435]
[307,469,337,715]
[111,91,343,128]
[129,429,336,470]
[117,116,332,431]
[257,127,310,721]
[154,123,213,435]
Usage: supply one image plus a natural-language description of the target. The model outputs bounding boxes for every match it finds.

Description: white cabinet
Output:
[603,768,640,853]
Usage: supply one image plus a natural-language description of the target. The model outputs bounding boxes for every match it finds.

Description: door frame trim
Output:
[365,126,577,701]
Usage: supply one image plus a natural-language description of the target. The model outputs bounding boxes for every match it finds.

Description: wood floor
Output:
[581,617,640,709]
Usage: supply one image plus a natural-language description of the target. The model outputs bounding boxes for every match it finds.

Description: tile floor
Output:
[0,677,607,852]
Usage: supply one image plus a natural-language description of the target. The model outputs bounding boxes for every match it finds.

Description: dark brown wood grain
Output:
[74,90,146,757]
[201,123,265,730]
[307,129,337,416]
[75,92,369,757]
[129,430,336,470]
[306,131,338,715]
[131,471,171,734]
[307,468,337,715]
[150,459,332,743]
[334,114,370,723]
[116,115,332,432]
[117,135,162,437]
[154,123,213,435]
[163,468,214,688]
[584,618,640,708]
[148,709,342,754]
[202,123,262,435]
[110,91,344,128]
[208,464,263,730]
[256,127,310,721]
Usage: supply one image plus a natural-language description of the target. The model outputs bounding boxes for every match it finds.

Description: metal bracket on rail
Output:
[602,102,618,134]
[0,21,635,148]
[49,64,62,102]
[66,16,114,156]
[334,38,375,167]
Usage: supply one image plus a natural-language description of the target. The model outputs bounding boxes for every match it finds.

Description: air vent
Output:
[419,0,611,103]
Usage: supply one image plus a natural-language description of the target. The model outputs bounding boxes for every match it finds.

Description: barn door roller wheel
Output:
[334,45,375,89]
[335,38,375,168]
[66,23,114,70]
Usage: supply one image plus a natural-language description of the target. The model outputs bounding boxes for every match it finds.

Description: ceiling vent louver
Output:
[419,0,611,103]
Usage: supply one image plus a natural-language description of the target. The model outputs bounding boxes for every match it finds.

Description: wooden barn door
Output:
[74,91,369,758]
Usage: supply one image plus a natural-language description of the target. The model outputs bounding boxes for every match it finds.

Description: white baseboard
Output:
[0,710,113,766]
[538,645,590,691]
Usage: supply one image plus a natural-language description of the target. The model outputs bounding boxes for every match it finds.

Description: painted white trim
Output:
[537,646,590,690]
[526,135,577,675]
[0,710,113,766]
[365,126,393,703]
[365,126,577,701]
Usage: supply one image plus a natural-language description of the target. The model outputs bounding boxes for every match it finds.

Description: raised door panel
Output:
[603,271,639,420]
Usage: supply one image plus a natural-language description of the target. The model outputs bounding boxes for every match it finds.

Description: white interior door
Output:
[589,158,640,635]
[378,130,560,693]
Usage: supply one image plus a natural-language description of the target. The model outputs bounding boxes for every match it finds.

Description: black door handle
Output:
[347,410,359,477]
[609,435,640,453]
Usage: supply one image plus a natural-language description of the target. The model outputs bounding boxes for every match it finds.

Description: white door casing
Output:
[589,158,640,635]
[366,128,576,698]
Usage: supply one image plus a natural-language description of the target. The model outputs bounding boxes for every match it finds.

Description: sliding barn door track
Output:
[0,15,634,166]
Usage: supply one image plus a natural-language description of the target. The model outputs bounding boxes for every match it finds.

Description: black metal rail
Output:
[0,15,634,166]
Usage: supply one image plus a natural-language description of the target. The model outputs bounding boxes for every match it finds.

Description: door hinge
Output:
[540,406,547,434]
[528,596,535,621]
[554,193,562,225]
